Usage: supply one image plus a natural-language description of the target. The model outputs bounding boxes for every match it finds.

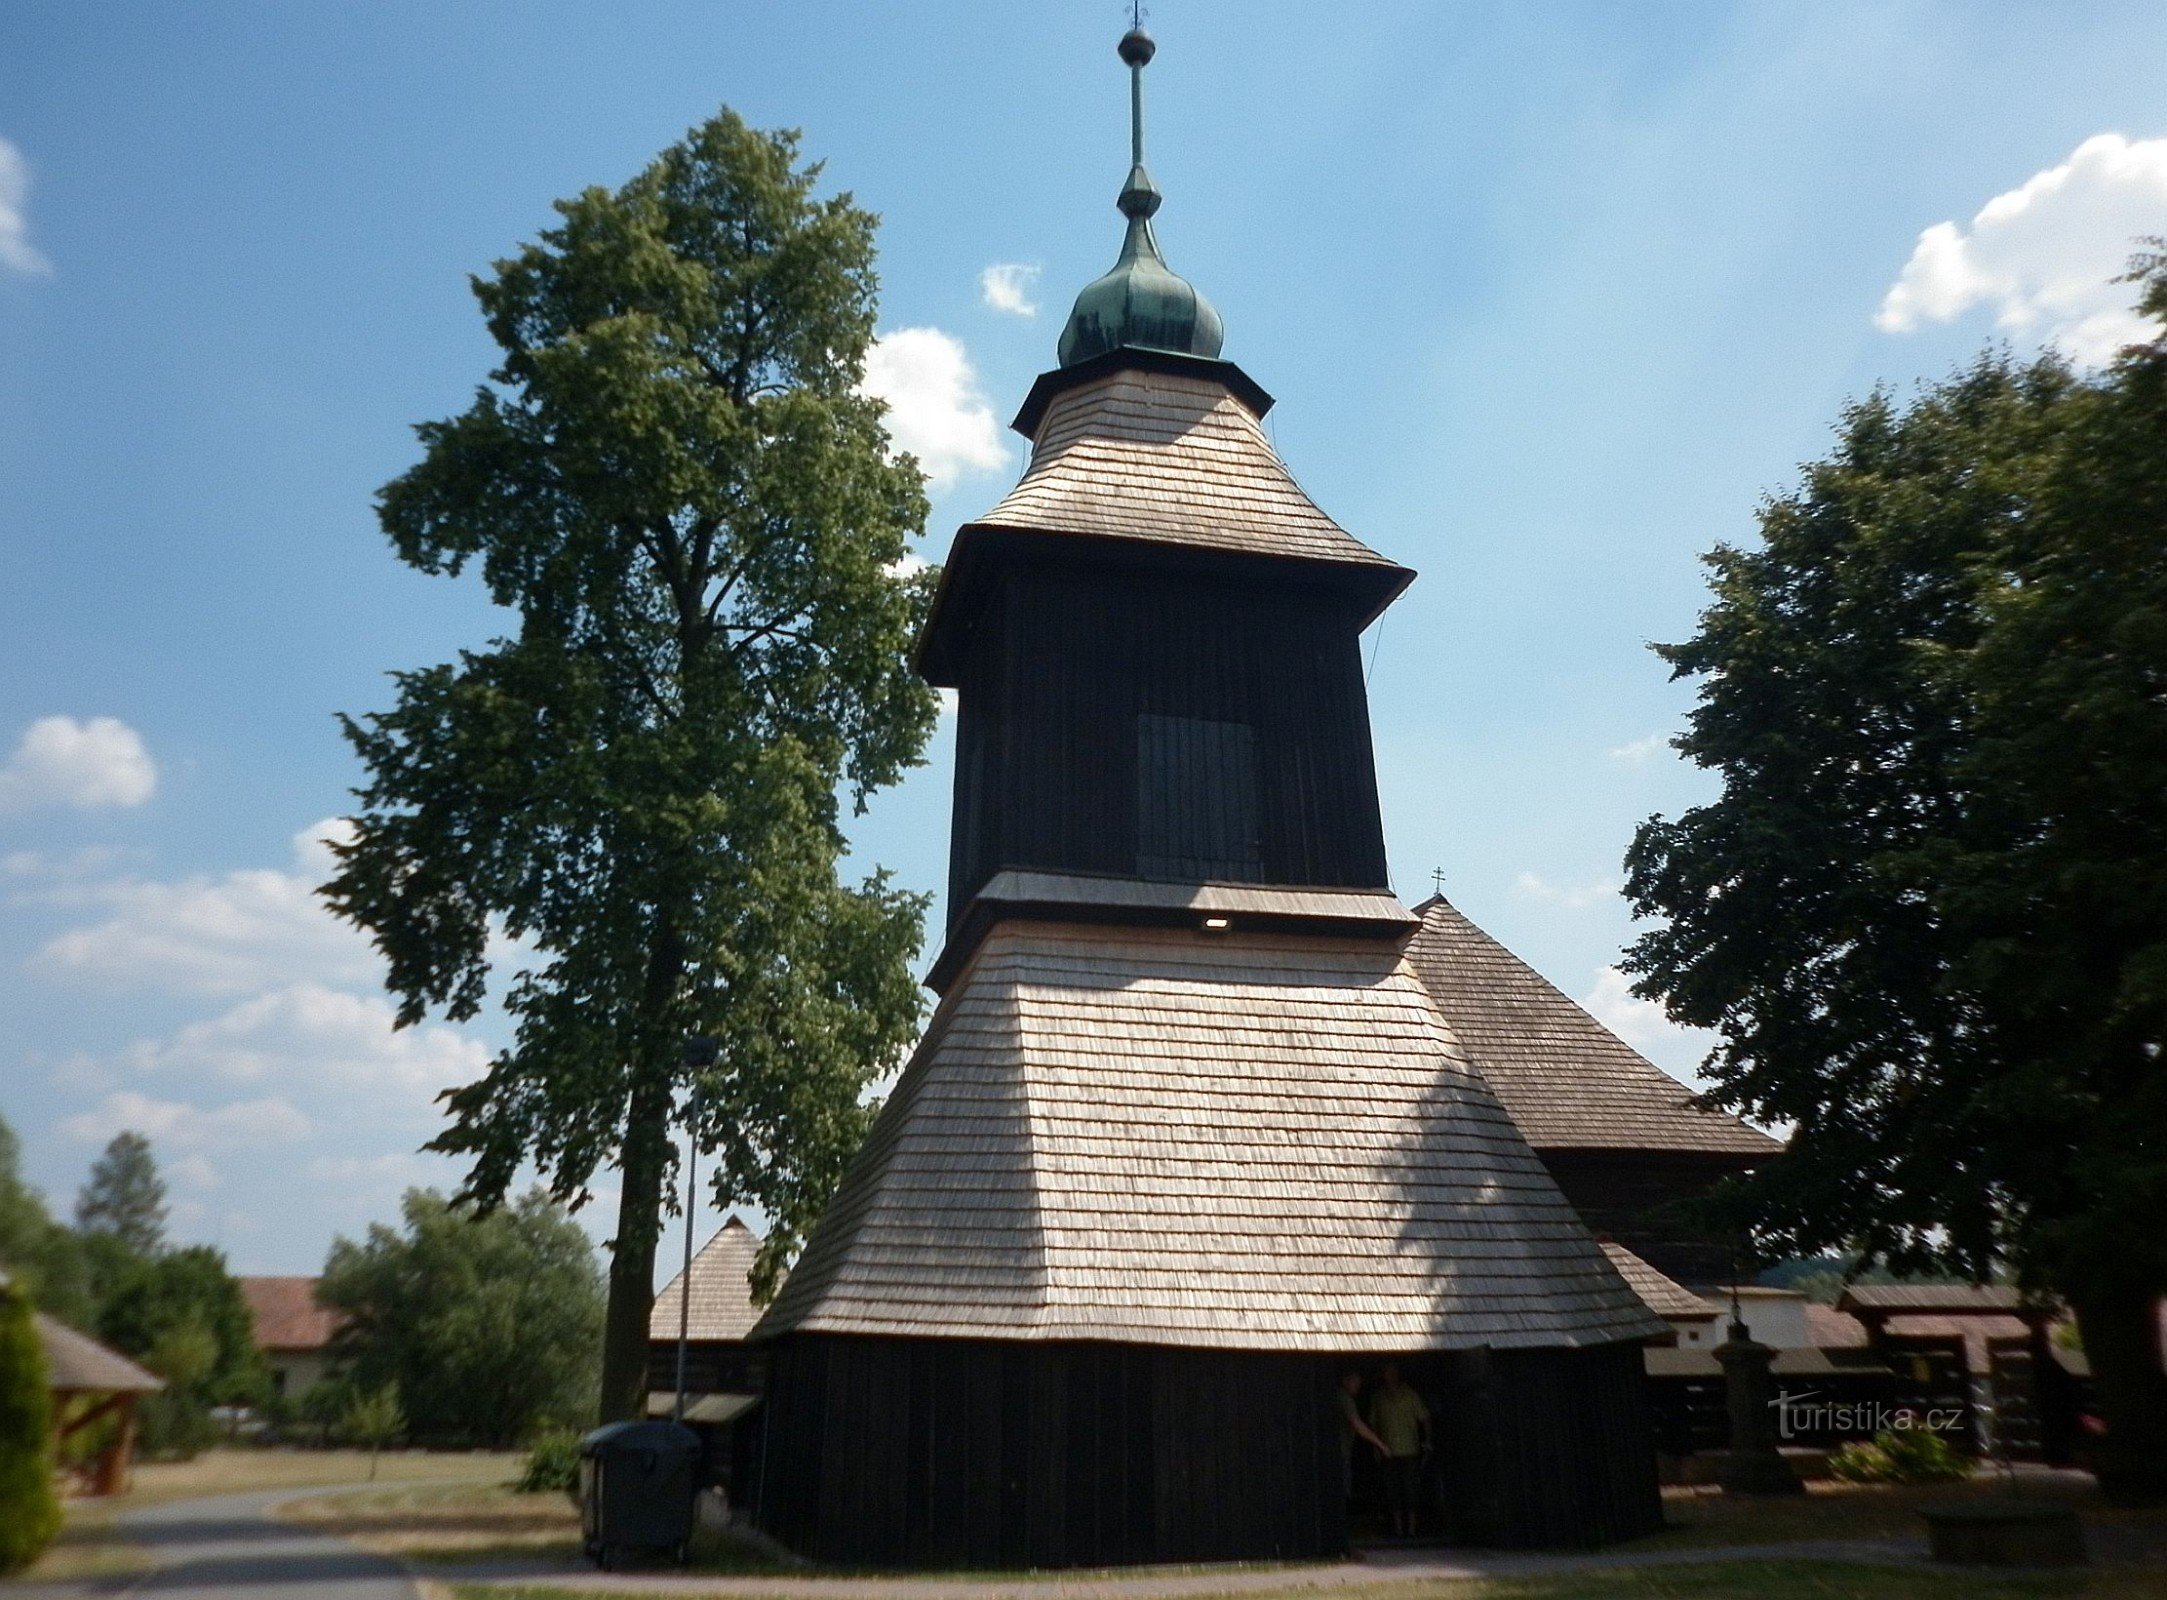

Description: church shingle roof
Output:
[1405,897,1778,1160]
[1599,1242,1720,1322]
[971,364,1405,576]
[754,920,1667,1353]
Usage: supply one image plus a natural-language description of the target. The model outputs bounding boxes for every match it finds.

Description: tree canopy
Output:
[74,1133,167,1260]
[326,109,938,1419]
[0,1115,90,1329]
[1625,260,2167,1498]
[316,1188,603,1449]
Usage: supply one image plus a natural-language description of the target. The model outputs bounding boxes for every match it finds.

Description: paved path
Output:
[7,1484,420,1600]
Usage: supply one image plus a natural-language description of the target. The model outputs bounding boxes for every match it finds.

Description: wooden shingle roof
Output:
[1599,1243,1719,1322]
[650,1216,762,1343]
[971,365,1404,575]
[1405,897,1777,1160]
[755,921,1667,1353]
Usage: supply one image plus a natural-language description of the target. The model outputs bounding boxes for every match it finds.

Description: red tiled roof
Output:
[237,1276,339,1352]
[1801,1303,1870,1349]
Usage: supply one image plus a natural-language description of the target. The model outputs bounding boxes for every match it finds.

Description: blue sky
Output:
[4,2,2164,1277]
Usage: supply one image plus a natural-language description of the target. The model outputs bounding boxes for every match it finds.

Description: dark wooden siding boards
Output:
[751,1335,1659,1566]
[753,1336,1342,1568]
[947,555,1391,925]
[1542,1151,1751,1286]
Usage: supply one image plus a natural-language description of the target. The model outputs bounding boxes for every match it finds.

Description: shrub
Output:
[137,1389,220,1461]
[0,1284,61,1575]
[1828,1426,1972,1484]
[519,1427,583,1495]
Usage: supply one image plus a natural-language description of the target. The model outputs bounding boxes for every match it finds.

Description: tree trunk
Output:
[597,921,689,1425]
[598,1070,673,1424]
[2069,1277,2167,1504]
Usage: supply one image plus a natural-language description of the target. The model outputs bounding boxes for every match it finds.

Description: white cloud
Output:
[0,717,156,813]
[861,327,1011,491]
[104,981,490,1107]
[979,262,1041,318]
[1579,965,1718,1079]
[1877,133,2167,365]
[171,1154,221,1191]
[31,819,374,997]
[1609,733,1670,764]
[1513,871,1618,909]
[0,139,52,277]
[306,1151,443,1185]
[63,1089,311,1151]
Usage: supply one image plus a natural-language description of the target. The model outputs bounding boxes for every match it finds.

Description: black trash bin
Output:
[579,1420,701,1568]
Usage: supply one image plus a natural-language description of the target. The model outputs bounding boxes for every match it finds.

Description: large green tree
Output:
[317,1189,603,1448]
[1625,278,2167,1498]
[326,110,937,1421]
[0,1115,90,1329]
[97,1244,267,1457]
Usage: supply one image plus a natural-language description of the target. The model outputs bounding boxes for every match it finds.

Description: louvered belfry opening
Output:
[742,28,1677,1568]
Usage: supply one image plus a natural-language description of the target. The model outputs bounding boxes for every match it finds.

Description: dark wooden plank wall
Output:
[752,1335,1342,1568]
[947,552,1391,924]
[642,1340,759,1398]
[1424,1344,1663,1548]
[1538,1152,1747,1286]
[752,1335,1660,1566]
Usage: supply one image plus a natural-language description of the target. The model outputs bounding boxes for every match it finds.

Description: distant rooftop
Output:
[650,1216,762,1343]
[236,1276,339,1352]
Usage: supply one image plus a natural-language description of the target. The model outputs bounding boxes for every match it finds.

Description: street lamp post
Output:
[675,1036,720,1427]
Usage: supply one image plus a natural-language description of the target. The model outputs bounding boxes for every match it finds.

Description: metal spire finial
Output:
[1054,14,1223,367]
[1116,20,1160,221]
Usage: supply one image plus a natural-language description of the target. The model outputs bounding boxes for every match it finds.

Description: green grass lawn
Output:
[447,1561,2160,1600]
[1646,1475,2138,1549]
[278,1479,584,1565]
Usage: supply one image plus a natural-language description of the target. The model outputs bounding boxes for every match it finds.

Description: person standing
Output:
[1368,1362,1432,1538]
[1338,1369,1388,1518]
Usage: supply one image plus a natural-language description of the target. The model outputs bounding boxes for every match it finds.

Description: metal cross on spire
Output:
[1119,16,1155,175]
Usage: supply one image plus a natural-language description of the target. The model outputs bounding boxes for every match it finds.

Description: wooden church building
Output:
[745,26,1767,1568]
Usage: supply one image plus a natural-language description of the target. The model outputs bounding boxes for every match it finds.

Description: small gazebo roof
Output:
[1406,897,1778,1160]
[37,1314,163,1395]
[649,1216,762,1343]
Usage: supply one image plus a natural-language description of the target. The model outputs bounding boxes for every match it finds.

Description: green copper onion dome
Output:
[1056,26,1225,368]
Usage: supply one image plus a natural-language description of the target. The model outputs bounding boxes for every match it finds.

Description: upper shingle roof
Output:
[650,1216,762,1343]
[1404,898,1777,1160]
[755,920,1666,1353]
[970,365,1403,574]
[236,1276,340,1352]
